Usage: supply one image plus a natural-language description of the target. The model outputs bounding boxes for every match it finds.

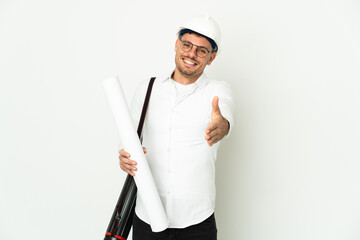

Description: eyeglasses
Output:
[179,39,212,58]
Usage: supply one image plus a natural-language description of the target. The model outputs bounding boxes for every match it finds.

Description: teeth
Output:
[184,59,195,65]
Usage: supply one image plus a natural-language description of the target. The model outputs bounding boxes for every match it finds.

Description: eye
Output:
[198,48,208,55]
[182,42,192,49]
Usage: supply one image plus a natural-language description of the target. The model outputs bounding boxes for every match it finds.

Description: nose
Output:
[187,46,197,58]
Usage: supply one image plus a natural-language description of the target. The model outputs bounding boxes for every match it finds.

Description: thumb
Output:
[211,96,220,116]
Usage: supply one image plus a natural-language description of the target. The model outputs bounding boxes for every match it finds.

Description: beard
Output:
[175,55,204,79]
[177,65,199,77]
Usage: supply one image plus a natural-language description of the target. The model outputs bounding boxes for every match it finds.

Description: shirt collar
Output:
[161,70,209,89]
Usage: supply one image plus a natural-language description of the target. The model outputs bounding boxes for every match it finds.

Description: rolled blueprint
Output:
[103,76,169,232]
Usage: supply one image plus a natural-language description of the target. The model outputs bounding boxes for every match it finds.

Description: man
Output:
[119,15,234,240]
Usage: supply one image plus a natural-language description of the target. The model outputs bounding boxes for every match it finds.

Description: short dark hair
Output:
[177,28,218,53]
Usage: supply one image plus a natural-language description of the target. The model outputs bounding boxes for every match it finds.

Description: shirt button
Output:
[168,170,171,174]
[168,191,171,194]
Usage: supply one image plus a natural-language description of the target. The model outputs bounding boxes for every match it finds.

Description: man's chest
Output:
[146,90,212,134]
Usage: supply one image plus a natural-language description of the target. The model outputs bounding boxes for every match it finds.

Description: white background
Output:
[1,0,360,240]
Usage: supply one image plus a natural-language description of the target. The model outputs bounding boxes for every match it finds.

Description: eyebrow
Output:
[181,39,211,51]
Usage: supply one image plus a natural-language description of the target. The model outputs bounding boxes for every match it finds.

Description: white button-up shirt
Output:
[130,71,234,228]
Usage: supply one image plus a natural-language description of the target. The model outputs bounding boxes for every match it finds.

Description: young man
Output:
[119,15,234,240]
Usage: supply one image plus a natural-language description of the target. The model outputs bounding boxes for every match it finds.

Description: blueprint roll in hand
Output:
[103,76,169,232]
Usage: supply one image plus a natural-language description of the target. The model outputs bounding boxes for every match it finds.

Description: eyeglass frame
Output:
[178,39,213,58]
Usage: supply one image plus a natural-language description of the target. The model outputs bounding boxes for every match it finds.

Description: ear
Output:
[175,38,180,52]
[207,52,217,66]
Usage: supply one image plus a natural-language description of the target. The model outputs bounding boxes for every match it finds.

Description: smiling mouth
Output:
[182,58,198,67]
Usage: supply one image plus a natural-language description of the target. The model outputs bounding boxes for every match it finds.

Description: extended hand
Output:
[205,96,229,146]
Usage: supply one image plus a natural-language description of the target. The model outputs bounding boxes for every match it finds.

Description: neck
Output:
[172,69,201,85]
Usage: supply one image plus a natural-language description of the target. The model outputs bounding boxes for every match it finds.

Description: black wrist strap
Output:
[137,77,156,138]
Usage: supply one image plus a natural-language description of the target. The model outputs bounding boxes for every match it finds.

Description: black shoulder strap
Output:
[137,77,156,138]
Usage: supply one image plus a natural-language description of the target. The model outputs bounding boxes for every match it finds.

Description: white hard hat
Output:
[179,15,221,52]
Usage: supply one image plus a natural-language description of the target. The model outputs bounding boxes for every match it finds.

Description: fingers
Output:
[119,149,137,176]
[205,122,217,146]
[118,148,147,176]
[205,128,218,141]
[205,128,221,146]
[119,149,130,158]
[205,123,216,134]
[205,117,230,146]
